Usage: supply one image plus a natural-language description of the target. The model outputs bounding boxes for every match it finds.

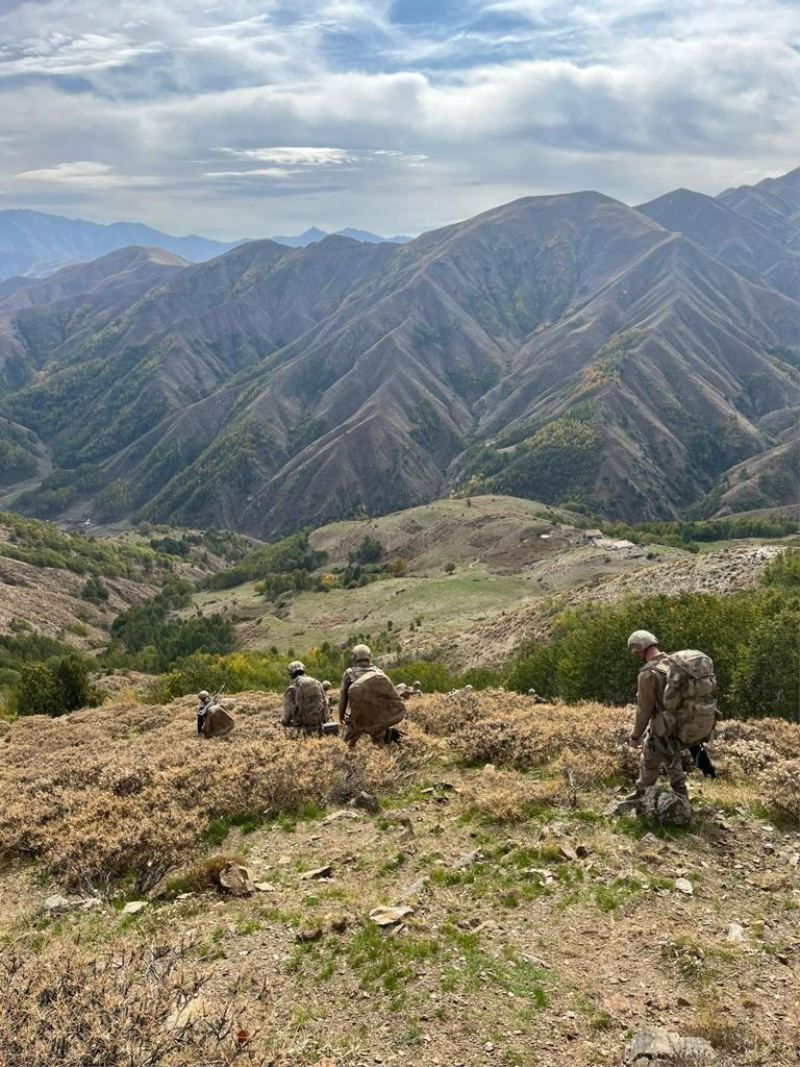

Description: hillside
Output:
[188,495,787,669]
[0,511,250,650]
[0,172,798,534]
[1,692,798,1066]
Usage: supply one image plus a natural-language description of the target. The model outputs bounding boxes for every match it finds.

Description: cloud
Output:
[0,0,797,237]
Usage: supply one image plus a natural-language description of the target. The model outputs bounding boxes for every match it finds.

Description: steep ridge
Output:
[1,177,798,534]
[717,167,800,253]
[638,187,800,298]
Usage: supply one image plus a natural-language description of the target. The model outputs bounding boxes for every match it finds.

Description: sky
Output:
[0,0,798,240]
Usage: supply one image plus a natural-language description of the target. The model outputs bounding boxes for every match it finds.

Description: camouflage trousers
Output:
[636,735,687,794]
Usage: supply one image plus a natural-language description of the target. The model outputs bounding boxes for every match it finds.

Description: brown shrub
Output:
[0,694,431,891]
[457,770,567,822]
[0,940,253,1066]
[758,758,800,827]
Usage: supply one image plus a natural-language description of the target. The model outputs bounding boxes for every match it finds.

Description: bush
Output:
[80,575,109,604]
[505,585,798,720]
[759,759,800,826]
[17,654,100,717]
[350,535,383,565]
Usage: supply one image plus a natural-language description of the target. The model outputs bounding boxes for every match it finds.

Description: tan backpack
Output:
[202,702,235,739]
[293,676,327,730]
[656,650,719,746]
[346,667,406,740]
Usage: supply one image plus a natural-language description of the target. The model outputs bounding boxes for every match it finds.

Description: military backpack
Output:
[655,650,719,747]
[346,666,406,740]
[293,676,327,730]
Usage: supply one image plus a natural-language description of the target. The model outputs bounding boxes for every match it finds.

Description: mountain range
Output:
[0,168,797,537]
[0,211,411,281]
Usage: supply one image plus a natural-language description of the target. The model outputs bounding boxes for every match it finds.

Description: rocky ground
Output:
[0,692,797,1066]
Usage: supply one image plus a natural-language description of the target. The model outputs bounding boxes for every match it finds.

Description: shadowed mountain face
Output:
[0,173,798,535]
[0,210,239,280]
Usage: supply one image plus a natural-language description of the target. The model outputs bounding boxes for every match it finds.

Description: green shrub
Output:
[81,575,109,604]
[17,654,100,717]
[505,585,798,720]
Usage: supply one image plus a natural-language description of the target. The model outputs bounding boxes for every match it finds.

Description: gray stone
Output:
[625,1028,717,1066]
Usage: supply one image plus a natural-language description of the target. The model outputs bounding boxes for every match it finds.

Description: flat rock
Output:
[625,1028,716,1066]
[122,900,149,915]
[369,905,414,927]
[300,865,333,881]
[675,878,694,896]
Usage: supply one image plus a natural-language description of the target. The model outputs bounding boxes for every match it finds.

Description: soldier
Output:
[626,631,689,800]
[527,687,546,703]
[411,680,423,696]
[338,644,374,725]
[196,689,235,739]
[321,680,334,721]
[339,644,405,747]
[283,661,327,736]
[197,690,212,737]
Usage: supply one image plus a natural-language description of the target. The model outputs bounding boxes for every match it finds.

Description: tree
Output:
[18,662,62,717]
[17,655,99,717]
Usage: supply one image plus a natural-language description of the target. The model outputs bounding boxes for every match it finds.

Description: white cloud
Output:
[0,0,797,236]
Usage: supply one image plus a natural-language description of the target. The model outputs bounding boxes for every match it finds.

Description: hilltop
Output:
[0,169,797,535]
[0,691,798,1066]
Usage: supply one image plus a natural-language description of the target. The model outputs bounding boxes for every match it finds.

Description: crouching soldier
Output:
[197,689,235,739]
[339,644,405,747]
[625,630,718,808]
[283,661,327,737]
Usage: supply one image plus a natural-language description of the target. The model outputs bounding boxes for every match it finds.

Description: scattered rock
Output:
[165,996,206,1031]
[482,763,496,775]
[300,865,333,881]
[295,925,324,943]
[625,1028,716,1065]
[253,881,276,893]
[44,894,74,914]
[675,878,694,896]
[559,844,578,862]
[369,905,414,927]
[122,900,149,915]
[218,863,253,896]
[726,922,746,944]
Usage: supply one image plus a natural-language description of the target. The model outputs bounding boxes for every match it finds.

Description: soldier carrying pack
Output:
[283,661,327,736]
[339,645,405,747]
[656,650,719,747]
[197,689,235,740]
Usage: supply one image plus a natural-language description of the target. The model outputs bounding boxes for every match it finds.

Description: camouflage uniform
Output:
[632,653,687,795]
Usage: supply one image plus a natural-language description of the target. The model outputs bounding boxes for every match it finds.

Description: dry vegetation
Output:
[0,692,799,1066]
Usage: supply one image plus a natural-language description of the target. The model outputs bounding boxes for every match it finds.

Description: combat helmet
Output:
[627,630,659,653]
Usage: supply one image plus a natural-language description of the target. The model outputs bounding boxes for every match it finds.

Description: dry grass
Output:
[1,691,797,898]
[0,938,254,1067]
[0,694,429,892]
